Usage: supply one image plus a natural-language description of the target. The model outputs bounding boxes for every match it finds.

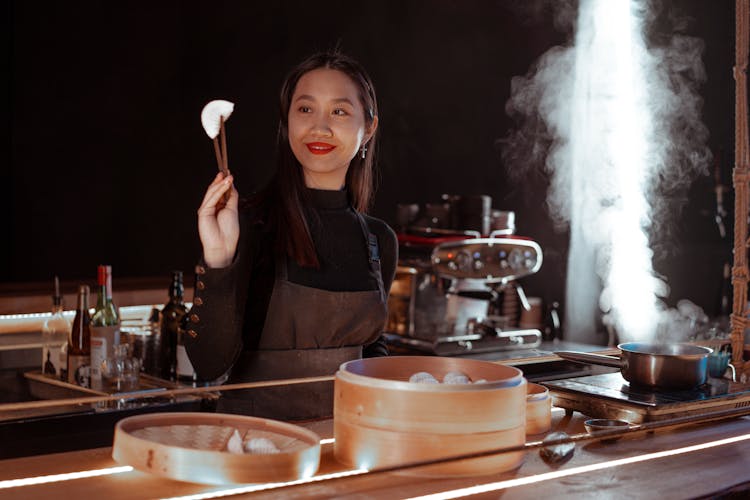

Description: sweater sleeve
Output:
[184,210,255,380]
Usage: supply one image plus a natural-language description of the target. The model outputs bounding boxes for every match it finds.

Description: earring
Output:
[361,144,368,159]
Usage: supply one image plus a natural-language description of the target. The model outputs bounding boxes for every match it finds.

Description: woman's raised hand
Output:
[197,172,240,268]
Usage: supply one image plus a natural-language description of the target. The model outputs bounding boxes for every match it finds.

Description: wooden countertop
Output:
[2,409,750,499]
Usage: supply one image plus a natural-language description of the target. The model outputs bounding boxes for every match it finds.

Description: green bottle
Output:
[90,265,121,391]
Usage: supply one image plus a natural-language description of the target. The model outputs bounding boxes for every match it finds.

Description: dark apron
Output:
[218,210,387,420]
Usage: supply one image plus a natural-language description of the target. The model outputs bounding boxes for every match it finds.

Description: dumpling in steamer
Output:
[443,371,471,384]
[226,429,244,454]
[244,437,280,454]
[409,371,439,384]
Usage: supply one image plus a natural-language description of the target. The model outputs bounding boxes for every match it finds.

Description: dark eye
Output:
[333,108,348,116]
[298,106,312,113]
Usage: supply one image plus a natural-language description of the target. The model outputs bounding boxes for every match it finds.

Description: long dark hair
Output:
[263,50,379,268]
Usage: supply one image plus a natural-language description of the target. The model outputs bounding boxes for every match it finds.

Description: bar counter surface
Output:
[2,408,750,499]
[1,338,741,498]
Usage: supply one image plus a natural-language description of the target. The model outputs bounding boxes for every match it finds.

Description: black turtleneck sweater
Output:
[185,188,398,381]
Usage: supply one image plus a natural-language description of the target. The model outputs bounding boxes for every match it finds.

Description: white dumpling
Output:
[443,371,471,384]
[226,429,243,454]
[244,437,280,454]
[201,100,234,139]
[409,371,439,384]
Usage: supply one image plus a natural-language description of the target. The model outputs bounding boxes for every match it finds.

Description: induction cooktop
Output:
[543,372,750,423]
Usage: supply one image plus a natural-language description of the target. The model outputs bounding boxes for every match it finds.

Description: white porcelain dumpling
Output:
[443,371,471,384]
[409,371,439,384]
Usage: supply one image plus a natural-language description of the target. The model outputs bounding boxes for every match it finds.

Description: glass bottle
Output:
[42,275,71,379]
[141,306,163,377]
[161,271,188,380]
[90,265,121,391]
[67,285,91,387]
[176,313,198,384]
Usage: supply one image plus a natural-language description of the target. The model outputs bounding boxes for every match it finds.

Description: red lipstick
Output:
[306,142,336,155]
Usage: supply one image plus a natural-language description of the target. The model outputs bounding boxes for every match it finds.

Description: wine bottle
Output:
[42,275,71,379]
[162,270,188,380]
[67,285,91,387]
[142,306,163,377]
[176,313,199,384]
[90,265,121,391]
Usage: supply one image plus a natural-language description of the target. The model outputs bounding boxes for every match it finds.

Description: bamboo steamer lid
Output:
[334,356,526,476]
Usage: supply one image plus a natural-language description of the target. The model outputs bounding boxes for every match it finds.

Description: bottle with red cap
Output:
[90,264,121,391]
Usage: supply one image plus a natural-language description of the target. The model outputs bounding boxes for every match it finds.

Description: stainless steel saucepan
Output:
[555,342,713,390]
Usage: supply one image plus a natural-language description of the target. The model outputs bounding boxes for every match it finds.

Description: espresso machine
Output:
[385,195,544,355]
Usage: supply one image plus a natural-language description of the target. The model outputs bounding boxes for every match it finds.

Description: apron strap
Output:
[354,210,387,303]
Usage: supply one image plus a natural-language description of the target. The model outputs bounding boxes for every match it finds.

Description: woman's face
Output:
[288,68,377,189]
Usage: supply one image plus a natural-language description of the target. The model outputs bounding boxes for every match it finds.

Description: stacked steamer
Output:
[334,356,526,476]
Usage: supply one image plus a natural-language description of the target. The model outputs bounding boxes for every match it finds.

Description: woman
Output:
[185,51,398,419]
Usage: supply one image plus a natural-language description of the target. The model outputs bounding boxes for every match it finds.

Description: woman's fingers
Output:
[197,172,240,268]
[198,175,234,216]
[224,182,239,208]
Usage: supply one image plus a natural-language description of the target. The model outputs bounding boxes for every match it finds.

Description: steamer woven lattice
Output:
[112,412,322,484]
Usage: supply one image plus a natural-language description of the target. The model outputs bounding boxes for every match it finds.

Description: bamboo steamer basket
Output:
[334,356,526,476]
[112,412,321,485]
[526,382,552,435]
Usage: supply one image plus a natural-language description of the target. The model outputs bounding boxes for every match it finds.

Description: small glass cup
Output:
[101,343,141,393]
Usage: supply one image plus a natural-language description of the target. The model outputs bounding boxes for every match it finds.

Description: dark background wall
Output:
[2,0,735,321]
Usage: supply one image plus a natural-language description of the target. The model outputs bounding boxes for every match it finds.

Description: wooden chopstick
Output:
[0,375,335,413]
[212,137,223,175]
[220,116,229,176]
[215,116,231,205]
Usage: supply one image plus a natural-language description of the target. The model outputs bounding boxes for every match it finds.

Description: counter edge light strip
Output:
[160,468,369,500]
[0,439,335,491]
[402,431,750,500]
[0,466,133,489]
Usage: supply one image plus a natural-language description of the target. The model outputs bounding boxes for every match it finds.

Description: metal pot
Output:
[555,342,713,390]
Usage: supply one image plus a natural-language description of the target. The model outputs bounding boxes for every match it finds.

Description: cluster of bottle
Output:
[41,267,196,390]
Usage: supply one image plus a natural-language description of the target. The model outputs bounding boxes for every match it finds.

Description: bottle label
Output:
[59,344,68,382]
[42,343,65,378]
[176,344,195,378]
[68,355,90,388]
[42,316,71,380]
[90,325,120,390]
[90,336,106,390]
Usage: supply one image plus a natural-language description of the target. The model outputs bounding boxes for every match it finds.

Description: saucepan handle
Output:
[555,351,624,369]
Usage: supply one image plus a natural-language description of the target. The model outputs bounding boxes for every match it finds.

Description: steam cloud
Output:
[503,0,712,342]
